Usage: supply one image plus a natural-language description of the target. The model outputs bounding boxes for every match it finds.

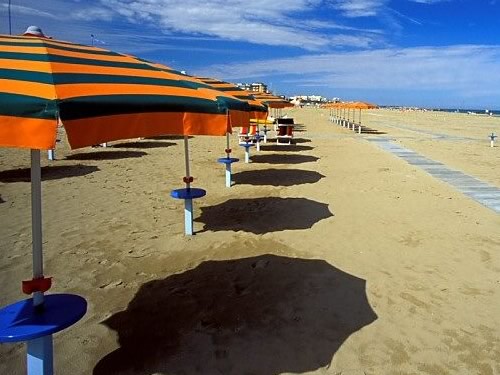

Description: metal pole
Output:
[31,150,44,307]
[8,0,12,35]
[184,136,190,188]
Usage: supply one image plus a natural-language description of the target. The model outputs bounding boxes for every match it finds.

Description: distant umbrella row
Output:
[0,34,293,150]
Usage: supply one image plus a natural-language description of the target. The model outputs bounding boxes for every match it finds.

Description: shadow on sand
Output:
[0,165,99,183]
[146,135,192,140]
[233,169,324,187]
[112,141,177,149]
[65,150,147,161]
[250,154,319,165]
[196,197,333,233]
[94,254,377,375]
[260,145,314,152]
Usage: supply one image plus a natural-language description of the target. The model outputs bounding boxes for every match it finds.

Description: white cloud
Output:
[0,3,58,19]
[410,0,451,3]
[328,0,388,17]
[97,0,382,50]
[73,7,114,21]
[196,45,500,95]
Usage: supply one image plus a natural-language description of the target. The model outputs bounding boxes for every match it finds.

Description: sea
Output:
[435,108,500,116]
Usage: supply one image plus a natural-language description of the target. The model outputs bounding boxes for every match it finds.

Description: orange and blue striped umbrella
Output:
[0,34,250,150]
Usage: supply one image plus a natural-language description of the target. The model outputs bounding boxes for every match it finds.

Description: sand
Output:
[0,108,499,375]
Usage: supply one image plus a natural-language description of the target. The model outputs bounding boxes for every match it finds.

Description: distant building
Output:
[236,82,268,93]
[289,95,329,106]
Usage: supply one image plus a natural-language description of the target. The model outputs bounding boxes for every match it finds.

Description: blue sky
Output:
[2,0,500,108]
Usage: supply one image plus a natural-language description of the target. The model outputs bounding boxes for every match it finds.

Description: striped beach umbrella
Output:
[194,76,268,122]
[251,92,294,109]
[0,32,251,374]
[0,34,250,150]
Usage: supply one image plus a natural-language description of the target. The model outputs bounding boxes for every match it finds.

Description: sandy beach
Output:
[1,107,499,374]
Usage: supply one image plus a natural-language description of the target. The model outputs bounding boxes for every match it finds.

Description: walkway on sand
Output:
[368,138,500,214]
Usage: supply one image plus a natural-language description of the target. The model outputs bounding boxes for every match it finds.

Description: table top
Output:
[0,294,87,342]
[170,187,206,200]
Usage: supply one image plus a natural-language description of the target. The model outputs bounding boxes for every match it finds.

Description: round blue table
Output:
[0,293,87,375]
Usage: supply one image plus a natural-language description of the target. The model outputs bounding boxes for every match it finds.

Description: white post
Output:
[30,150,44,307]
[225,164,231,187]
[245,147,250,163]
[47,149,55,161]
[27,336,53,375]
[184,198,193,235]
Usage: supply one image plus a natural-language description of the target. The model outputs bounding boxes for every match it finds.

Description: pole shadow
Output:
[233,169,324,186]
[112,141,176,149]
[0,165,99,183]
[292,138,312,144]
[360,126,386,135]
[94,254,377,375]
[196,197,333,233]
[251,154,319,165]
[65,150,147,161]
[260,145,314,152]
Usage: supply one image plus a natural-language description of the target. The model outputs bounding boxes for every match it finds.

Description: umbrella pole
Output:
[183,136,194,235]
[29,149,55,375]
[31,150,44,307]
[225,133,232,187]
[359,109,362,134]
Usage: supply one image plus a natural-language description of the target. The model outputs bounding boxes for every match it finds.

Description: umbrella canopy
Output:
[194,77,268,122]
[251,92,294,109]
[342,101,378,110]
[0,34,251,150]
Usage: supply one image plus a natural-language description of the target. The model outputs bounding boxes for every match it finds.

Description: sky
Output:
[1,0,500,108]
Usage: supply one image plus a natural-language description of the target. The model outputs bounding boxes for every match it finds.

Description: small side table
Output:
[170,188,206,235]
[217,157,239,187]
[0,294,87,375]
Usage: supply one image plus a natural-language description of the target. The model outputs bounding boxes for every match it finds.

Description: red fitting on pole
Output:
[22,277,52,294]
[225,148,232,154]
[183,176,194,183]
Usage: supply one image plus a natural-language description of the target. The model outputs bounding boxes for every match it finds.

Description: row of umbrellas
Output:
[0,30,293,375]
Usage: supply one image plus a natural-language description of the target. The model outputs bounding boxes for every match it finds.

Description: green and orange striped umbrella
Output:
[194,76,268,122]
[0,34,250,150]
[250,92,294,109]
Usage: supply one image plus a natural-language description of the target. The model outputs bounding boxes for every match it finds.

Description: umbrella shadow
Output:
[233,169,324,186]
[0,165,99,183]
[251,154,319,165]
[94,254,377,375]
[146,135,193,140]
[289,138,311,144]
[65,150,147,161]
[260,145,314,152]
[112,141,177,149]
[196,197,333,233]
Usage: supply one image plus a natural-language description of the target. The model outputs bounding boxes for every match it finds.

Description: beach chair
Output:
[238,124,258,144]
[276,118,294,145]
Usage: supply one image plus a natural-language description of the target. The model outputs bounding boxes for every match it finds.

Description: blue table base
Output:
[0,293,87,375]
[239,144,254,163]
[170,188,206,235]
[217,158,239,187]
